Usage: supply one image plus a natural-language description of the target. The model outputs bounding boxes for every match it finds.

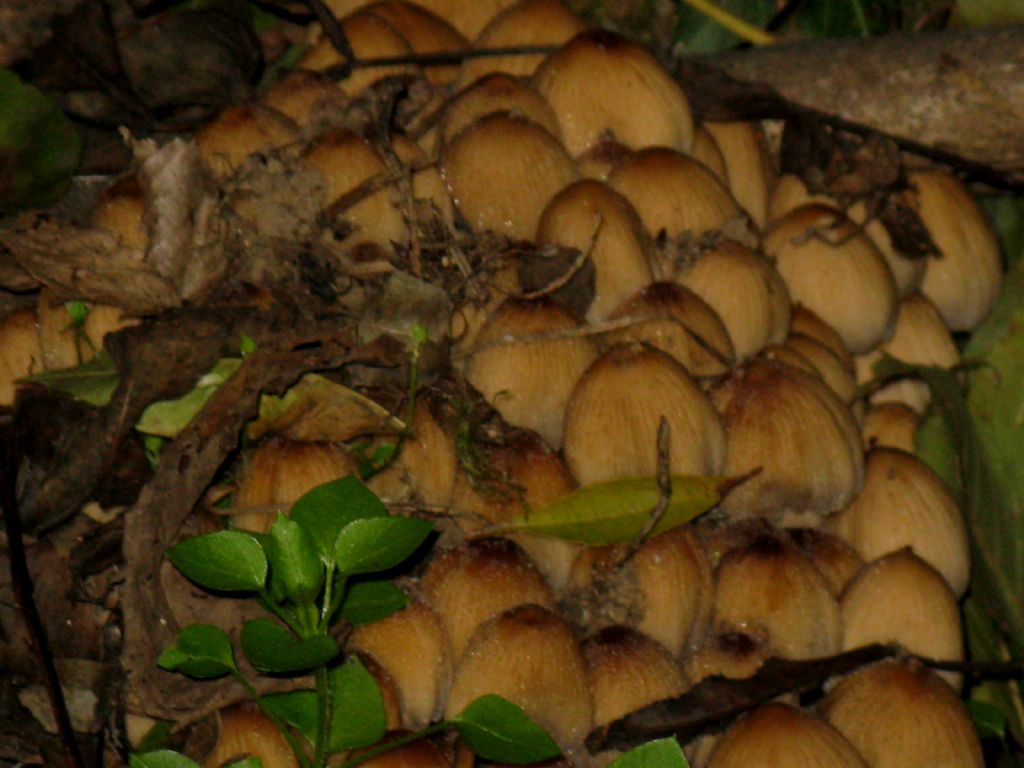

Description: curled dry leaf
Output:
[0,139,226,313]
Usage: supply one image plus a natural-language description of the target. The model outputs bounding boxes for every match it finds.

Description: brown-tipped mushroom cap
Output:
[205,704,299,768]
[445,604,593,753]
[536,179,655,323]
[608,147,743,241]
[711,529,842,660]
[534,30,694,156]
[193,105,298,179]
[604,282,736,377]
[764,205,898,354]
[567,526,713,655]
[459,0,587,83]
[860,402,919,453]
[465,297,598,448]
[90,175,148,250]
[348,599,453,729]
[711,360,864,521]
[821,660,983,768]
[563,343,726,485]
[441,112,576,239]
[419,538,556,662]
[232,438,359,533]
[788,305,854,373]
[302,129,408,254]
[786,527,864,597]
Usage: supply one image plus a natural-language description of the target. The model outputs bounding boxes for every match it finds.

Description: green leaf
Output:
[132,720,174,755]
[22,352,119,406]
[333,517,433,575]
[267,514,324,605]
[158,624,237,679]
[793,0,897,38]
[64,300,90,328]
[0,67,81,211]
[240,334,258,356]
[451,695,561,764]
[260,690,318,745]
[339,580,409,627]
[167,530,267,593]
[130,751,202,768]
[223,760,262,768]
[607,738,690,768]
[674,0,774,53]
[329,656,387,751]
[493,475,733,545]
[290,476,387,563]
[136,358,242,438]
[968,698,1008,741]
[240,619,339,673]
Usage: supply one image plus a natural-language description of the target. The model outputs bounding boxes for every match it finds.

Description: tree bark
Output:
[678,25,1024,188]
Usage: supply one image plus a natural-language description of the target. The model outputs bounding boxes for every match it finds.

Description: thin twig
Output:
[323,44,559,80]
[303,0,355,74]
[617,417,672,569]
[0,441,84,767]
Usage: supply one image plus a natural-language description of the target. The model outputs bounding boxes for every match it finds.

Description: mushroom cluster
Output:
[0,1,999,766]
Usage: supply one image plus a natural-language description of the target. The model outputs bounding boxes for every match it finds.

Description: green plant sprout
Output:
[136,476,562,768]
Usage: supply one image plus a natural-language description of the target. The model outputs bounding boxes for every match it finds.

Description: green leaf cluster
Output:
[150,476,565,768]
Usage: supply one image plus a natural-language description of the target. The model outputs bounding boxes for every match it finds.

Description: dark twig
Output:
[322,44,559,80]
[0,436,84,767]
[302,0,356,75]
[586,643,1024,753]
[617,417,672,569]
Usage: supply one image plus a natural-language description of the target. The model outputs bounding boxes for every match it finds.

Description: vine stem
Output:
[235,672,312,768]
[338,722,448,768]
[679,0,776,46]
[312,666,333,768]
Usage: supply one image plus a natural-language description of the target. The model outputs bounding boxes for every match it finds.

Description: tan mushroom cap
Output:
[534,30,694,156]
[821,660,984,768]
[829,447,969,597]
[839,550,963,688]
[854,292,959,414]
[459,0,587,84]
[712,360,864,521]
[194,104,299,179]
[604,282,736,377]
[440,112,576,239]
[707,703,868,768]
[359,1,469,85]
[609,147,743,241]
[860,401,919,453]
[907,169,1002,331]
[703,121,776,232]
[465,297,598,448]
[711,530,842,660]
[536,179,654,323]
[764,204,897,354]
[769,174,925,297]
[445,604,593,753]
[563,343,726,486]
[441,73,562,146]
[259,69,348,130]
[299,11,419,96]
[673,240,791,360]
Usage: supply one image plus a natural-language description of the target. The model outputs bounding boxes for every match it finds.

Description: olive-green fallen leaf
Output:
[22,352,119,406]
[488,474,745,545]
[135,357,241,437]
